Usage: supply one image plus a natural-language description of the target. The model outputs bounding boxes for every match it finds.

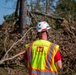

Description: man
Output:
[24,21,62,75]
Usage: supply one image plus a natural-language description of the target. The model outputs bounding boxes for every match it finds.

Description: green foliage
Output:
[56,0,76,21]
[3,12,15,21]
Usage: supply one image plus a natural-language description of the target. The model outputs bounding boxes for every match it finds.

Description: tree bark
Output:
[19,0,27,35]
[15,0,20,17]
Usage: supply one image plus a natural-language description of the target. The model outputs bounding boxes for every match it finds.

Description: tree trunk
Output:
[19,0,27,35]
[15,0,20,17]
[30,0,32,11]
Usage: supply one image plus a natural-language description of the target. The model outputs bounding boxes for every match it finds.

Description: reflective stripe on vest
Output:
[27,40,58,75]
[46,43,55,70]
[29,70,58,75]
[27,43,32,64]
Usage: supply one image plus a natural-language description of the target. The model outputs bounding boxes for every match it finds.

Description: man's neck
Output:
[39,32,48,40]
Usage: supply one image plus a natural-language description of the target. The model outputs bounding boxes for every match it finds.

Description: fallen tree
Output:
[28,11,76,36]
[0,27,34,64]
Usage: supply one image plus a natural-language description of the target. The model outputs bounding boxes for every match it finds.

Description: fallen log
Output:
[28,11,63,21]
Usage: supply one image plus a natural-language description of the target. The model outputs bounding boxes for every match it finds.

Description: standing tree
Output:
[15,0,20,18]
[28,0,57,14]
[19,0,27,35]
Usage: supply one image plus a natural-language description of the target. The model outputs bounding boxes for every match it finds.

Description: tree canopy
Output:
[56,0,76,21]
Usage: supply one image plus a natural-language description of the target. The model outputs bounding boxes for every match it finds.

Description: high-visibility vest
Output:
[25,40,59,75]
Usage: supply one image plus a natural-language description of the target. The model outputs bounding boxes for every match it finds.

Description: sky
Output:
[0,0,57,25]
[0,0,31,25]
[0,0,17,25]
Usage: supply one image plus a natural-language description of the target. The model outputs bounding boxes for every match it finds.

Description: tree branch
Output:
[29,11,63,21]
[0,27,34,64]
[0,51,25,64]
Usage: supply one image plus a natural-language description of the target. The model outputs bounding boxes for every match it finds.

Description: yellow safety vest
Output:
[25,40,59,75]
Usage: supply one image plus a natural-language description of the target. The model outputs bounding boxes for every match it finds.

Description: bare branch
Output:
[0,51,25,64]
[29,11,63,21]
[0,27,34,64]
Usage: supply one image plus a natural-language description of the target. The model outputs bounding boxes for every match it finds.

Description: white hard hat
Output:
[36,21,51,32]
